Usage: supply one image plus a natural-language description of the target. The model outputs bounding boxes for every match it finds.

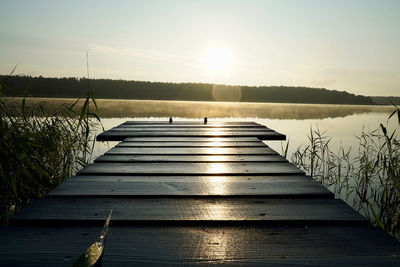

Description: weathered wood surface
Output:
[78,162,304,175]
[49,175,332,198]
[2,120,400,266]
[0,226,102,266]
[97,130,286,141]
[95,154,287,163]
[0,226,399,266]
[102,226,400,266]
[119,124,267,128]
[97,121,285,141]
[123,137,261,142]
[111,127,273,132]
[12,198,365,225]
[106,146,278,155]
[116,141,267,147]
[123,121,260,125]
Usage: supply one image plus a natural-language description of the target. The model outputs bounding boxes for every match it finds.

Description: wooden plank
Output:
[64,175,313,182]
[97,131,286,141]
[106,147,278,155]
[119,124,266,128]
[123,137,261,142]
[94,155,287,163]
[0,226,398,266]
[123,121,260,125]
[108,130,273,134]
[48,175,333,198]
[116,141,267,147]
[78,162,304,176]
[0,226,102,266]
[111,127,273,132]
[101,226,400,266]
[12,198,365,225]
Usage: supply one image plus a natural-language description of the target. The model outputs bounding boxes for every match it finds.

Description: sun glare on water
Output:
[202,46,232,73]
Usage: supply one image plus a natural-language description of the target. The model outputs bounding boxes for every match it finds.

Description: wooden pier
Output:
[0,121,399,266]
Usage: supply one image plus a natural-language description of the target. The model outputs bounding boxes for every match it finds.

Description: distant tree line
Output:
[371,96,400,105]
[1,75,376,105]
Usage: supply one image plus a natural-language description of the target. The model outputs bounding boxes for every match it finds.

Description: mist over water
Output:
[8,97,396,160]
[47,98,396,164]
[13,97,393,120]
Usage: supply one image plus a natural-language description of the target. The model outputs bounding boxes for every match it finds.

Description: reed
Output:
[290,104,400,236]
[0,75,101,225]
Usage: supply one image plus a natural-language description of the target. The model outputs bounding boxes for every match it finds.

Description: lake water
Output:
[79,99,398,162]
[10,97,398,160]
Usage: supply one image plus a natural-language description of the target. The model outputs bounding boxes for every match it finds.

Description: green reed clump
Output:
[0,77,101,225]
[291,109,400,236]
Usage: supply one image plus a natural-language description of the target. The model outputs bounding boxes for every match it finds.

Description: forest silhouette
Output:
[0,75,381,105]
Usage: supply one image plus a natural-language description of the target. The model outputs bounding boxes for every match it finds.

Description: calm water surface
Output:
[85,99,398,161]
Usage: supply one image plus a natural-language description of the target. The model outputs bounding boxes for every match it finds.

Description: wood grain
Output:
[78,162,304,176]
[1,226,399,266]
[119,124,267,128]
[94,155,287,163]
[111,127,272,132]
[49,175,332,198]
[102,225,400,266]
[97,131,286,141]
[12,198,365,225]
[123,137,261,142]
[105,146,278,155]
[123,121,260,125]
[116,141,267,147]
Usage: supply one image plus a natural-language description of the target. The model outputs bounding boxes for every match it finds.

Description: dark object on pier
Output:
[169,118,173,123]
[204,117,207,124]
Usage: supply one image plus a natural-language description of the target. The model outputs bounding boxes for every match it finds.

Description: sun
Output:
[202,46,231,73]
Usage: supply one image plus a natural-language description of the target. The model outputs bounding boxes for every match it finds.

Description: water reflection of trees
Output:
[73,99,393,119]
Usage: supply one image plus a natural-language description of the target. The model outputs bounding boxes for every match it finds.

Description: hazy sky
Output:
[1,0,399,96]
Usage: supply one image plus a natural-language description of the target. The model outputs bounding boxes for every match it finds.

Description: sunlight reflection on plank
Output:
[205,155,235,162]
[201,225,230,262]
[201,203,232,262]
[208,176,228,195]
[206,162,230,175]
[207,128,228,136]
[207,141,225,147]
[207,138,234,142]
[204,144,235,156]
[203,148,232,155]
[203,149,230,194]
